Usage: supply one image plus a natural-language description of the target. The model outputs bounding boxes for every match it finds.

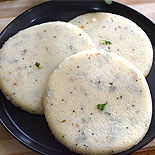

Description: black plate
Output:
[0,1,155,155]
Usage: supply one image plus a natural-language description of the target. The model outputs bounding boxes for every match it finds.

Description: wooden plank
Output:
[0,124,37,154]
[116,0,154,5]
[133,150,155,155]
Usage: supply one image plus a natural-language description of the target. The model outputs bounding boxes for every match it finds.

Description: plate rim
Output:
[0,1,155,155]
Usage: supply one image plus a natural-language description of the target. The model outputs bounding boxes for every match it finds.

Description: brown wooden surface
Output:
[0,0,154,154]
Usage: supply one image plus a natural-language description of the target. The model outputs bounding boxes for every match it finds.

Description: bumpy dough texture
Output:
[70,12,153,77]
[43,50,152,154]
[0,22,95,114]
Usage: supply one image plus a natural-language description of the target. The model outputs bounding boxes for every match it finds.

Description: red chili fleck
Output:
[72,123,79,127]
[13,82,17,86]
[69,78,74,82]
[80,25,85,29]
[95,53,100,56]
[101,140,104,144]
[18,66,22,70]
[133,75,137,81]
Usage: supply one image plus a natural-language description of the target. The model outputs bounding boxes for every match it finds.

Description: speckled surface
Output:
[44,50,152,155]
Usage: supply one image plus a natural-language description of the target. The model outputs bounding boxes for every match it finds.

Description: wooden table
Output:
[0,0,154,154]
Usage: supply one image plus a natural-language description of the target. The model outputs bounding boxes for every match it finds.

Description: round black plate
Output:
[0,1,155,155]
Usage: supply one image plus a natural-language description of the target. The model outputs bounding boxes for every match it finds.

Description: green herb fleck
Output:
[97,103,107,111]
[62,120,66,123]
[104,0,112,5]
[109,82,113,85]
[46,46,48,51]
[98,80,101,84]
[96,53,100,55]
[35,62,42,69]
[21,49,27,55]
[101,40,112,45]
[69,46,73,50]
[105,112,111,115]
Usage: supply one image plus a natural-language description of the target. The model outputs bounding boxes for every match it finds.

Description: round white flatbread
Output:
[70,12,153,77]
[0,21,95,114]
[43,50,152,154]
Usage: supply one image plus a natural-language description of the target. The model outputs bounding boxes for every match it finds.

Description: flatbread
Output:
[0,21,95,114]
[43,50,152,154]
[70,12,153,77]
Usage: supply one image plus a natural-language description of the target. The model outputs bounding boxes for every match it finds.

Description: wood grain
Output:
[0,124,37,155]
[0,0,154,154]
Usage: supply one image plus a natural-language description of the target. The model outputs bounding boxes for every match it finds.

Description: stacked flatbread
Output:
[43,50,152,154]
[0,12,153,154]
[0,21,95,114]
[70,12,153,77]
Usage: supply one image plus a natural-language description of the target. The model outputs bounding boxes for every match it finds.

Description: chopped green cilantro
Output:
[102,40,112,45]
[21,49,27,55]
[97,103,107,111]
[109,82,113,85]
[35,62,42,69]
